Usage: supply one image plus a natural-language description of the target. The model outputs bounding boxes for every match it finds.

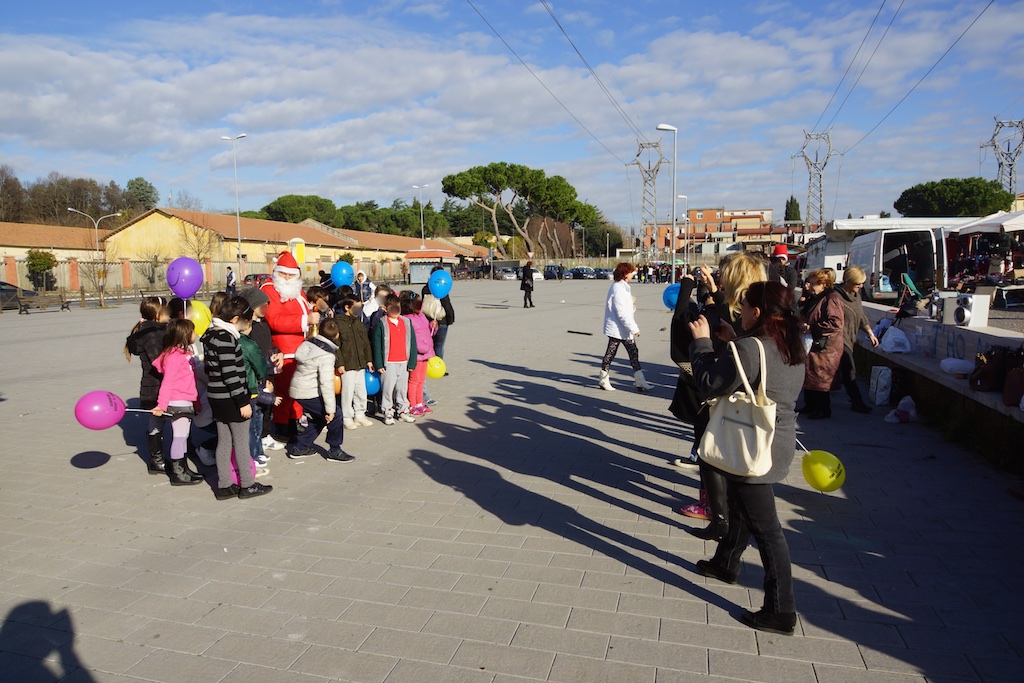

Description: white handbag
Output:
[699,338,776,477]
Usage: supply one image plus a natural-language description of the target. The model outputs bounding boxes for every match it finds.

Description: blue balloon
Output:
[331,261,354,288]
[662,283,681,310]
[428,270,453,299]
[364,371,381,396]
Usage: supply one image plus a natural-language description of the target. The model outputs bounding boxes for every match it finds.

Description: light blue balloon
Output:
[428,270,453,299]
[331,261,354,288]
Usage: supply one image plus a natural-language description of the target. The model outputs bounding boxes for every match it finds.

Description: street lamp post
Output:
[67,208,122,257]
[677,194,689,268]
[657,123,678,283]
[221,133,247,277]
[412,184,429,249]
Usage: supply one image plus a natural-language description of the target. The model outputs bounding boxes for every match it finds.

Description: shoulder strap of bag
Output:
[727,341,756,399]
[751,337,768,404]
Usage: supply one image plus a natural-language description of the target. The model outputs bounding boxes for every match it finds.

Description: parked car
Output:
[594,268,613,280]
[522,268,543,281]
[497,268,517,280]
[568,266,596,280]
[543,265,560,280]
[243,273,271,287]
[0,281,37,310]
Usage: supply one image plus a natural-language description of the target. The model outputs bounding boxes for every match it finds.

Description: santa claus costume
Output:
[261,252,314,437]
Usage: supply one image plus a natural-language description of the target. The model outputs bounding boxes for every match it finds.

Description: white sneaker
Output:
[255,467,270,478]
[263,436,285,451]
[355,415,374,427]
[343,418,358,430]
[399,413,416,423]
[383,416,396,426]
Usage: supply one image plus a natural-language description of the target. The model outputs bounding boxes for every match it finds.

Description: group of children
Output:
[123,273,451,498]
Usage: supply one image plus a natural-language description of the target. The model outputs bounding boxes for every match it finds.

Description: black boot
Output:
[696,559,739,584]
[146,433,165,475]
[166,459,202,486]
[692,468,729,541]
[180,457,204,483]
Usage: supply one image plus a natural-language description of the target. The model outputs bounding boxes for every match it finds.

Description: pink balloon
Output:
[167,257,204,299]
[75,391,127,430]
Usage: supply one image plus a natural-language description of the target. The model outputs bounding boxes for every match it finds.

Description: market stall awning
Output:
[955,210,1024,235]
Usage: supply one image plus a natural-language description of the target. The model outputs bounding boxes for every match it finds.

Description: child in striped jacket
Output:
[202,295,273,501]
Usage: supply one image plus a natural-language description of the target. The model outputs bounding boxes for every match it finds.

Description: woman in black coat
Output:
[520,261,535,308]
[689,281,807,636]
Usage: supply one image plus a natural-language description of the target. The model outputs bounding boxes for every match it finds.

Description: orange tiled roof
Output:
[0,222,111,249]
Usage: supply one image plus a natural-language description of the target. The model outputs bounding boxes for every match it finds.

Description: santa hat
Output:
[274,251,301,275]
[771,244,789,260]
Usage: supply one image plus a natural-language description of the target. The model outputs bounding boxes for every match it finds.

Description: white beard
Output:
[273,272,303,303]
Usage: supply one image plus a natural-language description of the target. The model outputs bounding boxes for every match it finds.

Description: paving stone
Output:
[606,634,707,673]
[510,623,609,659]
[195,604,294,636]
[359,627,462,665]
[549,652,657,683]
[449,641,555,679]
[858,645,978,680]
[396,586,486,616]
[290,644,398,682]
[383,658,494,683]
[338,601,434,632]
[812,664,930,683]
[203,632,311,669]
[123,619,228,655]
[220,663,334,683]
[275,616,375,650]
[660,618,757,654]
[566,606,660,639]
[709,650,817,683]
[125,648,238,683]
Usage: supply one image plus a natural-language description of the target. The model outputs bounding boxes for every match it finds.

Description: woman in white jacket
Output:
[599,263,654,392]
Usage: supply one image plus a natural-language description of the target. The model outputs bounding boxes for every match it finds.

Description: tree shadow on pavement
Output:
[0,601,96,682]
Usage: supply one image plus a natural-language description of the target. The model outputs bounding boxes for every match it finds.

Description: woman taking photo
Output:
[688,281,806,635]
[800,268,845,419]
[599,262,653,392]
[676,253,766,541]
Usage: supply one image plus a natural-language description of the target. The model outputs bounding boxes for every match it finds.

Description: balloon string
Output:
[795,437,809,454]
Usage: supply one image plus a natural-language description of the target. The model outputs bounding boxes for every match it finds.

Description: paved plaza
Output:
[1,279,1022,683]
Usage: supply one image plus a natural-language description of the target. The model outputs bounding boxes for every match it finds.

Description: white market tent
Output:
[954,210,1024,235]
[830,217,977,234]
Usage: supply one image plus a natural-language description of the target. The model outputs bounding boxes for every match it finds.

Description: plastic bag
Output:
[939,358,975,376]
[885,396,917,423]
[879,327,911,353]
[873,318,893,339]
[869,367,892,406]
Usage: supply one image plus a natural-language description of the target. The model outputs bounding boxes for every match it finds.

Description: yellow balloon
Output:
[187,300,213,337]
[802,450,846,492]
[426,356,446,379]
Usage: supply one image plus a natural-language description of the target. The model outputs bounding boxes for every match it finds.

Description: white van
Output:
[803,234,851,278]
[846,229,945,302]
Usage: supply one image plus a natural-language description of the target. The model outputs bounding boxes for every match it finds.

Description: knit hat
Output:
[241,287,270,309]
[771,244,789,260]
[274,251,301,275]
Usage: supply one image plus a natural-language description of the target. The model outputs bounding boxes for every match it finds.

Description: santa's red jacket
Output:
[260,281,311,357]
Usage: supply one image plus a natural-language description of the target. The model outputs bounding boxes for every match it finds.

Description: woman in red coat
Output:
[800,269,844,419]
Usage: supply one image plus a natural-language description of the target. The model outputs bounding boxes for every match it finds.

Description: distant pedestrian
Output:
[521,261,535,308]
[225,267,237,295]
[598,263,653,392]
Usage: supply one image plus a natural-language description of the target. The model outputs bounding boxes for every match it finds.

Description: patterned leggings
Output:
[601,337,641,372]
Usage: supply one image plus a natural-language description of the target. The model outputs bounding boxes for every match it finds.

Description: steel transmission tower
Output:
[796,131,836,232]
[981,118,1024,195]
[627,141,666,259]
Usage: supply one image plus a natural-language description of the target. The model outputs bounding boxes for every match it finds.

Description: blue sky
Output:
[1,0,1022,228]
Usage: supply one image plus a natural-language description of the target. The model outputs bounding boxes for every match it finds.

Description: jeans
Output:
[248,400,264,460]
[711,480,795,613]
[433,325,449,359]
[293,397,344,451]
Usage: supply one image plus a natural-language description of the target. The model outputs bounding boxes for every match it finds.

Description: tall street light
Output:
[67,207,122,256]
[221,133,247,276]
[677,194,689,268]
[657,123,678,283]
[412,184,429,249]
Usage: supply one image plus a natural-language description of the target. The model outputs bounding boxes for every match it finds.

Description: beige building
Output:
[0,222,112,261]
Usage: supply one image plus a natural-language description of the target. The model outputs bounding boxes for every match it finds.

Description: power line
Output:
[537,0,648,143]
[464,0,626,164]
[811,0,887,133]
[846,0,995,153]
[822,0,904,132]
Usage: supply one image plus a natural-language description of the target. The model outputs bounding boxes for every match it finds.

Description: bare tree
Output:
[168,189,204,212]
[78,232,119,307]
[133,245,171,287]
[178,217,222,262]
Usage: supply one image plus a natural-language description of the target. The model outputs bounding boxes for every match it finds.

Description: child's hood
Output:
[296,335,338,361]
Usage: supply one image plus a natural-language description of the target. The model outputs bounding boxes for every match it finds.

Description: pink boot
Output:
[676,489,711,520]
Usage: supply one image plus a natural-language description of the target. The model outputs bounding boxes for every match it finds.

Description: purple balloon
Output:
[167,257,204,299]
[75,391,126,430]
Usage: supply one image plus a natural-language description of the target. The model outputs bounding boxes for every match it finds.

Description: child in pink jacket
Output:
[152,319,203,486]
[403,297,435,416]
